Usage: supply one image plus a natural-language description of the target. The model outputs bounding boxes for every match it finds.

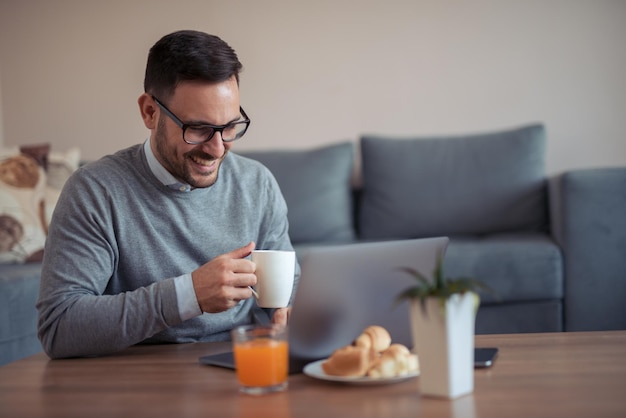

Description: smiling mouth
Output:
[190,154,217,167]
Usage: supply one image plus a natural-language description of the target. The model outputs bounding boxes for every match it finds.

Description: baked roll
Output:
[367,343,419,378]
[321,345,374,377]
[320,325,418,379]
[354,325,391,352]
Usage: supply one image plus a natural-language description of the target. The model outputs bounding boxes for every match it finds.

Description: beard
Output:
[153,117,227,189]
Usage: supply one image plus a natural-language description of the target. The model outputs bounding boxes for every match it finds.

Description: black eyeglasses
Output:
[152,96,250,144]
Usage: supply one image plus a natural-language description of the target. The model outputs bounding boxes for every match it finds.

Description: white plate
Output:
[302,359,419,385]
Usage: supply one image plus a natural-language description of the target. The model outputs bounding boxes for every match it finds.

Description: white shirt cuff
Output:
[174,273,202,321]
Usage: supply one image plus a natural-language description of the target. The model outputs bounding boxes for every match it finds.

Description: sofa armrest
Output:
[549,167,626,331]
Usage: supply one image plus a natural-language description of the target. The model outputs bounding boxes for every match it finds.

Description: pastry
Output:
[321,325,418,379]
[321,345,373,377]
[354,325,391,352]
[367,344,419,378]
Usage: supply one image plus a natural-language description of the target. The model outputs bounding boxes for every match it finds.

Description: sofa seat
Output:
[445,234,563,303]
[445,234,563,333]
[294,234,564,334]
[0,263,43,366]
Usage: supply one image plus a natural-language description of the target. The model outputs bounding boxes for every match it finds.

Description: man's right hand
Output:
[191,242,257,313]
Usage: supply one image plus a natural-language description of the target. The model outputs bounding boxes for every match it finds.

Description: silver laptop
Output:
[288,237,449,361]
[200,236,449,372]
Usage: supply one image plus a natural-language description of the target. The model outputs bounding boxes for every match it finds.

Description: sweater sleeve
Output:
[36,166,183,359]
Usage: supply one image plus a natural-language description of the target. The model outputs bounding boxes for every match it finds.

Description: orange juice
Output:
[233,338,289,387]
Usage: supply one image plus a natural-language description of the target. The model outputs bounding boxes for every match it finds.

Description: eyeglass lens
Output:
[184,122,248,144]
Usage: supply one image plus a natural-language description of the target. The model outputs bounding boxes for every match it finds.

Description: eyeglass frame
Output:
[151,95,251,144]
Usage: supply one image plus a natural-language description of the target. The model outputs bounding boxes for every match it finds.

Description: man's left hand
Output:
[271,307,291,325]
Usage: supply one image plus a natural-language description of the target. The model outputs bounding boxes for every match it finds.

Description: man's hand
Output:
[191,242,257,313]
[271,307,291,325]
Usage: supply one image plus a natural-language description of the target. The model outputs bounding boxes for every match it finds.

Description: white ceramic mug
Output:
[251,250,296,308]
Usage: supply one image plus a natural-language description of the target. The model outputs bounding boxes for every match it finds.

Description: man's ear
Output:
[138,93,158,129]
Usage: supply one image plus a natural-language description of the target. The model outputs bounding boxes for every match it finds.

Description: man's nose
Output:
[200,131,226,156]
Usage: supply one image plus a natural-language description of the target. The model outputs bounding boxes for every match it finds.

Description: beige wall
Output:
[1,0,625,174]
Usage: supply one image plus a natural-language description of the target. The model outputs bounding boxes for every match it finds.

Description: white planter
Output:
[409,292,477,399]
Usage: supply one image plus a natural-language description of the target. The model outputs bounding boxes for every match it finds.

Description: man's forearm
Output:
[37,278,181,358]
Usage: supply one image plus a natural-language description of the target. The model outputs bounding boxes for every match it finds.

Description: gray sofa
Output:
[2,123,625,366]
[241,124,626,335]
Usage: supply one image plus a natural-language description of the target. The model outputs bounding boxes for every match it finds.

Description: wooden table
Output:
[1,331,625,417]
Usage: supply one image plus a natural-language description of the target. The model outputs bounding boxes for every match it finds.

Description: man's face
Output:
[151,77,241,189]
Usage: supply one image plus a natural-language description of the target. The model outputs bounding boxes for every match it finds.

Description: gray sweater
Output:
[37,144,296,358]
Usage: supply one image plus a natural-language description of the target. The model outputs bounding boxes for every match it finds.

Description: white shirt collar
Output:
[143,138,191,192]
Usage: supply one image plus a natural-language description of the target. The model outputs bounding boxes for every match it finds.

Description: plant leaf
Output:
[433,250,445,290]
[394,256,499,306]
[395,267,431,287]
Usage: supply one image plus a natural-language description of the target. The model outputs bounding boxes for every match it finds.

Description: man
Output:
[36,30,298,359]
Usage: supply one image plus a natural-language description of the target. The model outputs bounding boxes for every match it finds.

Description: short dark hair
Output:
[144,30,243,100]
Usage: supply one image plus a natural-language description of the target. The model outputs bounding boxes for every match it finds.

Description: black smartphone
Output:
[474,347,498,368]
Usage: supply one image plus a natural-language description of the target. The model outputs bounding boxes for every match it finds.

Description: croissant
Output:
[321,345,374,377]
[367,344,419,378]
[321,326,418,378]
[354,325,391,352]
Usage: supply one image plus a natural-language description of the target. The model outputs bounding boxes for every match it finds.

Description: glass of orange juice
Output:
[231,324,289,395]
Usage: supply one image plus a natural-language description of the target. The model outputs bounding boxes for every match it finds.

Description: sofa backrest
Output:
[358,124,549,239]
[238,124,549,245]
[238,142,356,245]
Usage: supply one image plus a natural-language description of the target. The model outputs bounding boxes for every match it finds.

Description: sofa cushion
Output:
[359,124,548,239]
[238,142,356,244]
[443,234,563,304]
[476,300,563,334]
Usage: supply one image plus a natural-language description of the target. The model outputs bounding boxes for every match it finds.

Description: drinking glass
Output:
[231,324,289,395]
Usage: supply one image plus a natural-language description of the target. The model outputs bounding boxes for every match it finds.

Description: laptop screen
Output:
[288,237,449,361]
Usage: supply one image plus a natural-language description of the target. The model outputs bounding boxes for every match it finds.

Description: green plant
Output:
[394,251,496,315]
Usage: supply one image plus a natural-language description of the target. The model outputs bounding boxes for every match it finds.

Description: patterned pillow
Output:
[0,145,49,263]
[0,144,81,263]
